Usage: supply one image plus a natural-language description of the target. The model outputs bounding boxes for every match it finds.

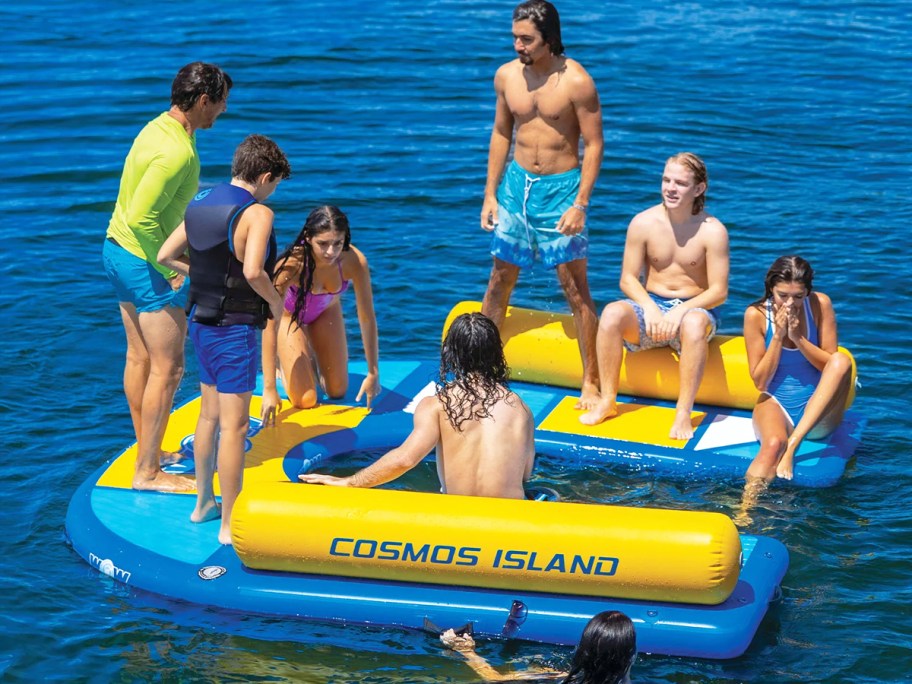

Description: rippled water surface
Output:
[1,1,910,681]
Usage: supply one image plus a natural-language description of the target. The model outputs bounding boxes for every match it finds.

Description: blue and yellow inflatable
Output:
[65,301,845,659]
[444,301,863,486]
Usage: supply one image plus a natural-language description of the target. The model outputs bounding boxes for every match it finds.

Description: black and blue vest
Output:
[185,183,277,328]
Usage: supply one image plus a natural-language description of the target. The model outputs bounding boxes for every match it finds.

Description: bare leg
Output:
[735,396,791,526]
[556,259,600,410]
[119,303,187,468]
[670,311,712,440]
[132,305,193,492]
[215,391,252,545]
[747,397,791,481]
[579,302,639,426]
[191,384,221,523]
[276,313,320,409]
[777,351,852,480]
[308,302,349,399]
[481,257,520,329]
[119,302,150,445]
[733,478,767,528]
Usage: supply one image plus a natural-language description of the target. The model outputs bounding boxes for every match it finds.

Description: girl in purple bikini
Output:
[261,205,379,420]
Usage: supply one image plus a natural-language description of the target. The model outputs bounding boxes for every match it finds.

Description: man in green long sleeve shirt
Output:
[102,61,232,492]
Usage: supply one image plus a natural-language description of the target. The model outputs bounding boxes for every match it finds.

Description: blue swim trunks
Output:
[623,293,721,354]
[103,238,188,313]
[491,160,587,268]
[189,318,258,394]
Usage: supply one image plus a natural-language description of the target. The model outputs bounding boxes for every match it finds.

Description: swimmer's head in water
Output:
[513,0,564,56]
[171,61,233,112]
[760,255,815,305]
[437,313,511,431]
[665,152,708,215]
[277,205,351,329]
[564,610,637,684]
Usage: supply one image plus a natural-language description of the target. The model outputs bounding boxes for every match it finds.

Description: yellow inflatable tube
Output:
[444,301,856,411]
[233,483,741,605]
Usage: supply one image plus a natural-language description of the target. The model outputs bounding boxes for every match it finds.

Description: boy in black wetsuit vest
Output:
[158,134,291,545]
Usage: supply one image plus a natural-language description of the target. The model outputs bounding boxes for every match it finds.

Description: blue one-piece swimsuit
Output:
[764,297,821,425]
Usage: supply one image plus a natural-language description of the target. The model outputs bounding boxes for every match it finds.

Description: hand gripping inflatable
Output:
[443,301,856,410]
[232,483,742,605]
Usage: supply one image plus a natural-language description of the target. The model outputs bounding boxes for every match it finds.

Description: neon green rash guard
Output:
[106,112,200,278]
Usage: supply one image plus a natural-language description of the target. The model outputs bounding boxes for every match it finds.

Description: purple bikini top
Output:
[283,261,350,326]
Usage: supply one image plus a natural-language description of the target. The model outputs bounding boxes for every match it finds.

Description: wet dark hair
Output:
[437,313,511,432]
[561,611,637,684]
[753,255,815,307]
[275,205,351,329]
[231,134,292,183]
[513,0,564,55]
[666,152,708,215]
[170,61,233,112]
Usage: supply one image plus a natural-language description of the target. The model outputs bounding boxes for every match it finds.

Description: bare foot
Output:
[776,442,796,480]
[190,499,221,524]
[669,411,695,440]
[732,510,753,528]
[218,525,233,545]
[133,471,195,492]
[579,399,617,426]
[160,450,185,467]
[574,382,601,411]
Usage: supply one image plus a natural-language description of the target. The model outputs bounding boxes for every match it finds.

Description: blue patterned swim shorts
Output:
[490,160,587,268]
[623,293,721,354]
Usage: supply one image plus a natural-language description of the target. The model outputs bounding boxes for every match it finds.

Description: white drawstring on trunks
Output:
[521,173,541,249]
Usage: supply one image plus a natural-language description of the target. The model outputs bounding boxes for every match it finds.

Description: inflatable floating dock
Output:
[442,301,865,487]
[67,300,858,658]
[66,412,786,659]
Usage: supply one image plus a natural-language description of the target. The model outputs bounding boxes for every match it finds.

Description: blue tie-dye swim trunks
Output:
[623,293,721,354]
[490,160,587,268]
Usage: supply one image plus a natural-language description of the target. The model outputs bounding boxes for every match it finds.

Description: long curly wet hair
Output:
[274,205,351,330]
[436,313,511,432]
[561,611,637,684]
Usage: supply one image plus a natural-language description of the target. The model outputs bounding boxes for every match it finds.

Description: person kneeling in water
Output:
[299,312,534,499]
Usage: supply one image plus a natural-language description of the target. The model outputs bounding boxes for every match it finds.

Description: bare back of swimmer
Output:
[299,313,535,499]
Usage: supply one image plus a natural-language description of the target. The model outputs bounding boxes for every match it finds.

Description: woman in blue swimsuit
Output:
[743,256,852,485]
[261,205,379,416]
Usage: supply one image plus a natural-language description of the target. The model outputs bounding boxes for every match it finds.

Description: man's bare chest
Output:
[647,234,708,271]
[506,80,572,123]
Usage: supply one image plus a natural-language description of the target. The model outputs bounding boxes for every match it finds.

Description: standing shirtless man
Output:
[580,153,730,440]
[480,0,603,409]
[299,313,534,499]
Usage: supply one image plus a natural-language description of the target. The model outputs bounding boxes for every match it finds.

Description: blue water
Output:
[1,0,910,681]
